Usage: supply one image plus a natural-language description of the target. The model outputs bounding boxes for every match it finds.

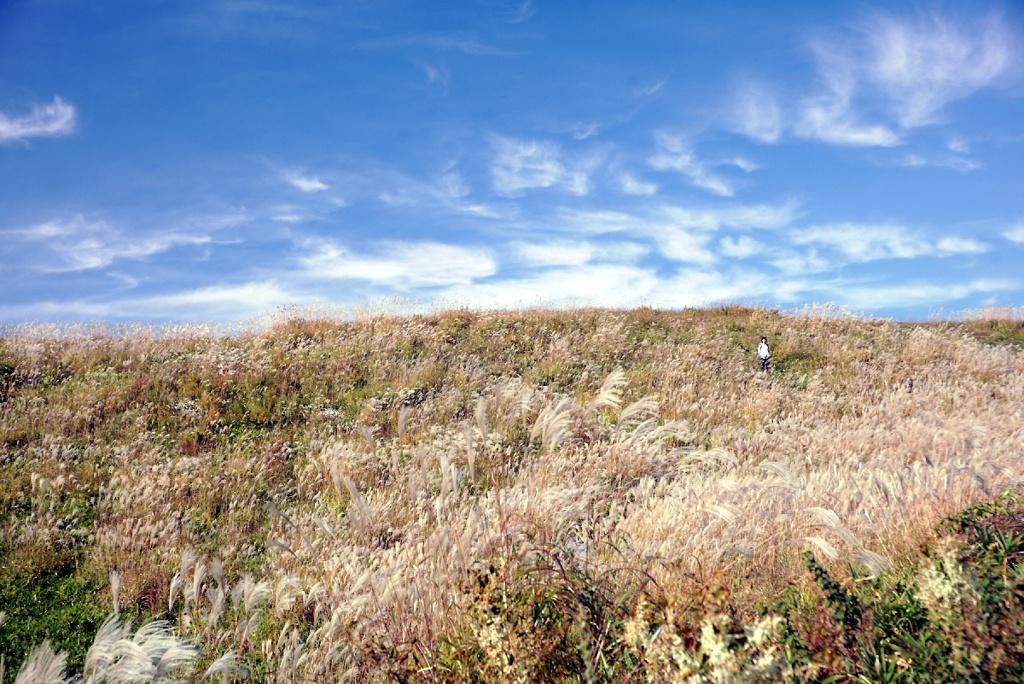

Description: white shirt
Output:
[758,342,770,359]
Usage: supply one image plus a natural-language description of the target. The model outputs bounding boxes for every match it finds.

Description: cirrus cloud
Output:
[5,215,212,272]
[299,239,497,288]
[648,132,736,196]
[864,11,1014,128]
[0,97,77,143]
[285,171,328,192]
[729,9,1018,147]
[728,80,783,144]
[790,223,988,262]
[489,135,591,196]
[1001,224,1024,244]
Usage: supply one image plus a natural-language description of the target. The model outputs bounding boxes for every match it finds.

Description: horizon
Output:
[2,1,1023,324]
[2,302,1021,341]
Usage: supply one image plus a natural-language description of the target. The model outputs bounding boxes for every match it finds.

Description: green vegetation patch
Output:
[960,319,1024,348]
[0,569,108,676]
[766,490,1024,682]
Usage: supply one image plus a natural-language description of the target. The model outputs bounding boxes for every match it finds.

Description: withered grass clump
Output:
[1,306,1022,681]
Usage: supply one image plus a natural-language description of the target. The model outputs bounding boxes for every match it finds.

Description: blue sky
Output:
[2,1,1023,323]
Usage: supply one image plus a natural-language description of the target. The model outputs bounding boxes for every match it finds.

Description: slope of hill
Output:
[1,307,1022,681]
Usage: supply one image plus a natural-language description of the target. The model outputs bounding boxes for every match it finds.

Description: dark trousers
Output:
[760,357,770,371]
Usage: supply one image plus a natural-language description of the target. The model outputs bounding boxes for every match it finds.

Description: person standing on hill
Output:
[758,336,771,371]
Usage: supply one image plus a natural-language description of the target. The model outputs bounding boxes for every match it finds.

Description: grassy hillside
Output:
[1,306,1022,682]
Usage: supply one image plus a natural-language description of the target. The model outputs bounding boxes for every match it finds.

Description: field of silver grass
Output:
[1,307,1022,681]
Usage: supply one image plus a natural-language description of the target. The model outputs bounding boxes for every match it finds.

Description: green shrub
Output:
[0,569,107,676]
[764,490,1024,682]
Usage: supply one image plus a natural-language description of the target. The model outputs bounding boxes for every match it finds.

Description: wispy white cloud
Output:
[442,263,664,309]
[657,201,799,232]
[148,280,303,313]
[511,238,650,268]
[731,10,1014,148]
[834,278,1020,311]
[187,2,325,25]
[6,215,212,272]
[554,209,640,236]
[364,33,516,57]
[1000,224,1024,243]
[648,132,735,196]
[0,97,77,143]
[935,236,988,254]
[791,224,928,261]
[499,1,535,24]
[947,137,971,154]
[551,213,719,264]
[490,135,590,196]
[728,81,782,144]
[411,168,508,217]
[552,200,797,241]
[436,172,470,200]
[719,235,764,259]
[863,11,1014,128]
[571,122,599,140]
[0,299,116,321]
[423,63,451,95]
[943,158,983,173]
[635,79,667,97]
[795,46,901,147]
[790,223,988,262]
[620,173,657,196]
[0,279,307,323]
[312,256,796,317]
[299,239,496,288]
[302,161,504,218]
[426,34,514,56]
[106,271,141,290]
[730,157,761,173]
[546,201,798,267]
[655,228,716,264]
[896,153,981,172]
[661,267,790,307]
[599,241,649,263]
[769,249,831,277]
[728,36,901,147]
[512,240,594,267]
[285,171,328,192]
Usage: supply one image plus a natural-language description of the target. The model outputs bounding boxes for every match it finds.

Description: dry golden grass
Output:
[1,306,1022,681]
